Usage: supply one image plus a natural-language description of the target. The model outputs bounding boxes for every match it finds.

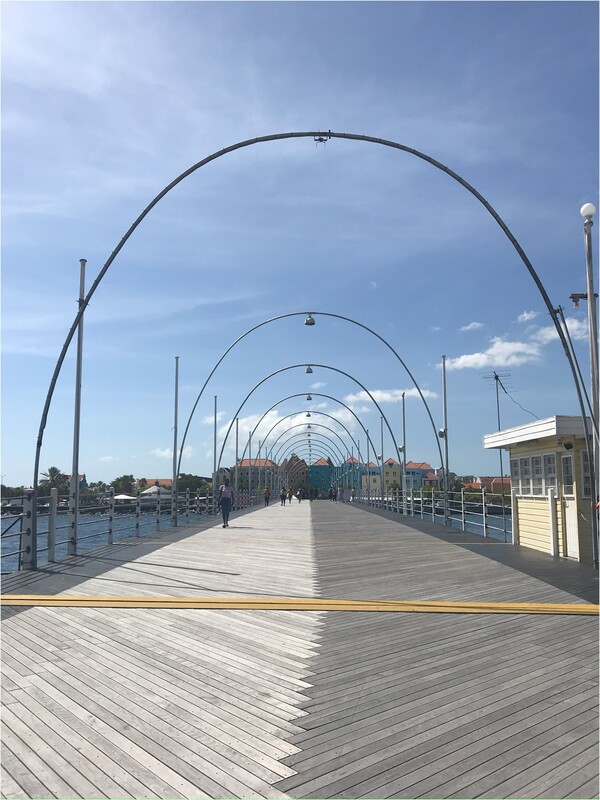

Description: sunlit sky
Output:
[2,0,598,487]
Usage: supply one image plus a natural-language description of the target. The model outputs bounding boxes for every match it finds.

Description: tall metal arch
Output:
[216,363,402,474]
[27,130,597,568]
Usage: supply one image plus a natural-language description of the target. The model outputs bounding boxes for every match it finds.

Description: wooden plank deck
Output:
[1,500,598,799]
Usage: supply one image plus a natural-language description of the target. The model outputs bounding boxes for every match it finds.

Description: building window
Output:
[581,451,592,499]
[543,454,557,493]
[519,457,532,495]
[562,454,574,496]
[531,456,543,495]
[511,453,557,496]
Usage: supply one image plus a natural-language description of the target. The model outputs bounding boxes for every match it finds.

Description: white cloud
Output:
[517,310,539,323]
[369,281,378,289]
[430,326,441,333]
[311,381,327,389]
[459,321,483,332]
[344,388,438,403]
[99,455,118,462]
[150,448,172,459]
[201,411,226,424]
[445,337,541,370]
[532,317,588,345]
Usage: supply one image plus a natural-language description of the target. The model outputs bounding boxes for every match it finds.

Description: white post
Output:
[461,488,466,532]
[548,488,558,556]
[69,258,86,556]
[511,488,520,545]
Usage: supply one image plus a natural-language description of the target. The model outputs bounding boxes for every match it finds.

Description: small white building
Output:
[484,415,594,564]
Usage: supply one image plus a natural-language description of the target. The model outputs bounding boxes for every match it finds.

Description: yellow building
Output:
[484,416,594,564]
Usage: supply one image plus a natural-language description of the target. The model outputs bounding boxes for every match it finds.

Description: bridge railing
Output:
[354,487,512,542]
[3,488,261,573]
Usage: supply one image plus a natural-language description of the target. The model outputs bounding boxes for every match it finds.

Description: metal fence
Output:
[2,488,264,573]
[354,487,512,542]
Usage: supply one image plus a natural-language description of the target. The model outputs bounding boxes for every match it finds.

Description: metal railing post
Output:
[135,490,141,537]
[482,487,488,537]
[108,488,114,545]
[461,488,466,531]
[48,488,57,562]
[156,488,161,529]
[19,492,35,571]
[185,488,190,522]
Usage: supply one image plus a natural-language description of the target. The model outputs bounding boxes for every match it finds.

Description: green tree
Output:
[40,467,68,495]
[111,474,135,495]
[176,473,210,493]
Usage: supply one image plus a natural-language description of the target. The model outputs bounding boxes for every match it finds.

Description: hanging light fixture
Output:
[306,394,312,401]
[304,313,316,326]
[305,365,313,374]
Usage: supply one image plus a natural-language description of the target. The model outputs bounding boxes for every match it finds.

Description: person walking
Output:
[263,486,271,506]
[287,488,293,504]
[280,487,287,506]
[218,478,234,528]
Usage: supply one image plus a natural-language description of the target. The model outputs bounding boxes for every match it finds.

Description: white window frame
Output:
[511,452,559,497]
[562,454,574,497]
[581,451,592,499]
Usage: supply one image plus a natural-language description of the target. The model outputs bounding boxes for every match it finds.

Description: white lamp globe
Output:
[580,203,596,219]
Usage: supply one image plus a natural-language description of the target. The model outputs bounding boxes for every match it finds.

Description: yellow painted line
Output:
[1,595,598,615]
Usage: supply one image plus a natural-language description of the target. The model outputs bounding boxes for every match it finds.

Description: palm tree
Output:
[40,467,67,493]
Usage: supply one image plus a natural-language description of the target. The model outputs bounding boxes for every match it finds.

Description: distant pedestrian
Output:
[218,478,234,528]
[288,488,293,504]
[263,486,271,506]
[296,490,302,503]
[328,487,334,501]
[333,488,337,502]
[280,487,287,505]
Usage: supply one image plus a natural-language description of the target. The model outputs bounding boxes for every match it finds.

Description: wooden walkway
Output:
[1,500,598,799]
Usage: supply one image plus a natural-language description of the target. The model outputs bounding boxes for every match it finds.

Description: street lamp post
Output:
[581,203,599,559]
[68,258,87,559]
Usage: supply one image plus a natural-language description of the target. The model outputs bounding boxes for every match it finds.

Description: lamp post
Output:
[440,355,450,526]
[581,203,599,560]
[68,258,87,559]
[172,355,179,527]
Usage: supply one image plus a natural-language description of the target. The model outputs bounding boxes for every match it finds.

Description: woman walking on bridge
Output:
[218,478,234,528]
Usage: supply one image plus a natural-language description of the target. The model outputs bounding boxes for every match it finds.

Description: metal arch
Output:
[277,439,344,469]
[241,411,366,466]
[238,392,379,464]
[33,130,590,496]
[30,130,596,568]
[175,311,442,482]
[216,363,402,473]
[270,427,348,465]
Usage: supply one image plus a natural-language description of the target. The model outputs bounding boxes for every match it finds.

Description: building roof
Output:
[405,461,433,471]
[312,458,331,466]
[345,456,359,464]
[237,458,278,468]
[424,472,438,480]
[384,458,399,466]
[484,415,592,449]
[137,478,172,487]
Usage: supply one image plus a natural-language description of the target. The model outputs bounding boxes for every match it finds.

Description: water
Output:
[1,510,209,574]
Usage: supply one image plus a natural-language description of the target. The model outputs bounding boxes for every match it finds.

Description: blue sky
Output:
[2,0,598,487]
